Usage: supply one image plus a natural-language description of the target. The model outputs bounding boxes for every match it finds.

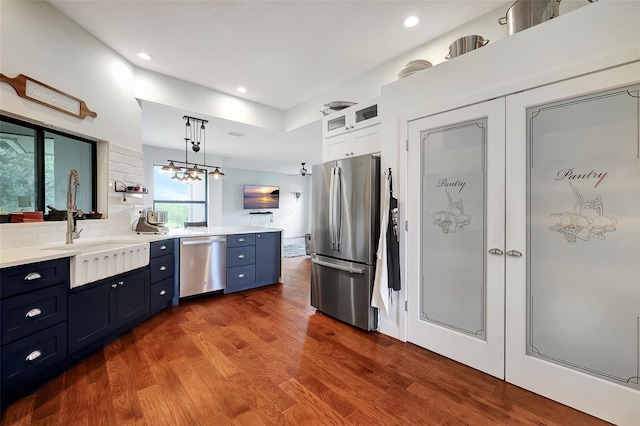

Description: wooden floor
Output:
[2,256,608,426]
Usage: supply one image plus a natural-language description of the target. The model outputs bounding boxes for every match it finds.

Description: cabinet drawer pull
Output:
[506,250,523,257]
[488,248,504,255]
[160,266,167,271]
[25,308,42,318]
[238,254,245,259]
[160,290,167,296]
[24,272,42,281]
[238,273,245,278]
[118,281,124,286]
[112,283,118,288]
[238,238,245,242]
[160,245,167,250]
[26,350,42,362]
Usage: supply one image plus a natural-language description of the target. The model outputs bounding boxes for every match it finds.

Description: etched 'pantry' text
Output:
[436,178,466,193]
[555,168,608,188]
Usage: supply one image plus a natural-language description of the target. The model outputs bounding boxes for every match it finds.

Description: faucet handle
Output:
[73,228,83,239]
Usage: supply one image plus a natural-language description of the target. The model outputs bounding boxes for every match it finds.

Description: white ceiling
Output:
[47,0,507,174]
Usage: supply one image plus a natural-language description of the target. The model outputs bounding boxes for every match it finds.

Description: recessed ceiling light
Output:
[236,86,247,94]
[137,52,153,61]
[404,15,420,28]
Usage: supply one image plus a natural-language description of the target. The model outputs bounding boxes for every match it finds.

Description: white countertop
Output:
[0,226,282,269]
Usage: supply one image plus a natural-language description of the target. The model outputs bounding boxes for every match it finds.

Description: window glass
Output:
[44,131,94,213]
[0,121,36,212]
[153,165,207,228]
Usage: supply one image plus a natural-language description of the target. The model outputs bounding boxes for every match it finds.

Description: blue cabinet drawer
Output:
[150,253,174,283]
[226,233,255,248]
[150,277,174,313]
[150,239,174,258]
[1,258,69,298]
[227,246,255,267]
[226,265,255,288]
[1,284,67,345]
[1,322,67,392]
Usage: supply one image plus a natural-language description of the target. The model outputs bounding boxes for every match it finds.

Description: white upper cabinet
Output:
[322,99,380,161]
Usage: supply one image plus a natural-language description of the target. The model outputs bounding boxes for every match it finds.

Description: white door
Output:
[407,98,505,379]
[505,63,640,425]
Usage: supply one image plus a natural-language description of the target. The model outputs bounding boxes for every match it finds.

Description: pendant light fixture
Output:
[161,115,225,182]
[209,167,225,180]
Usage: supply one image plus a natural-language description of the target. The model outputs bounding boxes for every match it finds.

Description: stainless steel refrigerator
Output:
[310,154,380,330]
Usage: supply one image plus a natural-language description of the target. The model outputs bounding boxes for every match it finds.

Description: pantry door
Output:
[505,64,640,425]
[407,98,505,379]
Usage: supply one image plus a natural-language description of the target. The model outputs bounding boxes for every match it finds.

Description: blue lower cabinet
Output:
[68,268,148,356]
[225,231,281,293]
[149,277,174,314]
[1,322,67,396]
[255,232,281,284]
[1,284,67,346]
[1,258,69,403]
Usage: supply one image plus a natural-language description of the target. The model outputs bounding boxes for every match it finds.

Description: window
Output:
[0,115,97,214]
[153,165,207,228]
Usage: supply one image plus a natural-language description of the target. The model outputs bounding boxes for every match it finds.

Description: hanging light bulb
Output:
[186,164,204,176]
[161,161,182,173]
[209,167,225,180]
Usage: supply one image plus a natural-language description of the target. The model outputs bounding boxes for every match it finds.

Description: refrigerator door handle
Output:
[329,167,336,249]
[312,257,365,274]
[335,166,343,251]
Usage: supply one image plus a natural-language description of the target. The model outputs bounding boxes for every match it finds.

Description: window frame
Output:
[0,114,98,213]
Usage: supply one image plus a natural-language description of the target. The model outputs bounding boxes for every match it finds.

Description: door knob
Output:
[506,250,523,257]
[488,248,504,255]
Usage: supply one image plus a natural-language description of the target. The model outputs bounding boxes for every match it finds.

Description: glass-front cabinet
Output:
[322,99,381,162]
[322,100,379,138]
[407,62,640,425]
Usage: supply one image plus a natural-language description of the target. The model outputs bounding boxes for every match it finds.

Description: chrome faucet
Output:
[66,169,82,244]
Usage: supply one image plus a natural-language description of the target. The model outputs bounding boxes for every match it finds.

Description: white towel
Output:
[371,173,390,315]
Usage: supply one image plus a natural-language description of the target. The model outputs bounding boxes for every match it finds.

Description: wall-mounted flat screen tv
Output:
[243,185,280,209]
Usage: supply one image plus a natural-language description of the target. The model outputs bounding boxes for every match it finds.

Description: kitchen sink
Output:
[40,240,150,288]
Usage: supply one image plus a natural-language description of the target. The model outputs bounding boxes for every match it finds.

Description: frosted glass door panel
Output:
[527,85,640,389]
[421,120,486,338]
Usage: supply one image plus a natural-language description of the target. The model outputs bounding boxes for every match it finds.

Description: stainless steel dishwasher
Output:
[179,235,226,297]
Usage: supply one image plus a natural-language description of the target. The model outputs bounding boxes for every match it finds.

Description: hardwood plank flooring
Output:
[1,256,609,425]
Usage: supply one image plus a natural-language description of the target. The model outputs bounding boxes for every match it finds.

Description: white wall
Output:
[220,168,310,238]
[0,1,141,151]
